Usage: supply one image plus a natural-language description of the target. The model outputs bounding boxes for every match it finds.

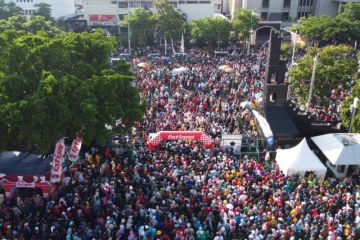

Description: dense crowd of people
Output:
[1,50,360,240]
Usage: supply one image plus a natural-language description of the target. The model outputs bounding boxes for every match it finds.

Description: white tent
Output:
[276,138,327,177]
[311,133,360,165]
[172,67,189,75]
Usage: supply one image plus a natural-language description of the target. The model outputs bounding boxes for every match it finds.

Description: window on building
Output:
[282,12,289,21]
[199,1,211,3]
[111,1,117,4]
[118,2,128,8]
[187,1,198,4]
[179,0,185,3]
[283,0,291,8]
[262,0,269,8]
[141,2,153,8]
[169,2,177,7]
[215,4,221,9]
[261,12,268,20]
[129,2,139,8]
[299,0,313,6]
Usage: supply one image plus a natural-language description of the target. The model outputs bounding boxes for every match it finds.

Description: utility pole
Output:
[349,97,359,133]
[128,23,131,55]
[291,31,297,65]
[306,51,319,112]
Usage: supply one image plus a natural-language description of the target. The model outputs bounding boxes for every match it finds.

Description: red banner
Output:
[68,137,82,162]
[50,139,65,183]
[147,131,213,149]
[89,15,117,25]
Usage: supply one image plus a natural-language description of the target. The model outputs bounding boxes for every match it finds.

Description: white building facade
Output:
[5,0,76,18]
[225,0,360,26]
[83,0,214,27]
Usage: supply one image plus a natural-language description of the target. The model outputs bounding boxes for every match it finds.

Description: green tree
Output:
[24,15,60,34]
[343,2,360,20]
[290,16,332,43]
[0,0,22,19]
[342,80,360,133]
[232,9,260,51]
[289,45,357,106]
[0,14,26,32]
[153,0,185,40]
[121,8,155,47]
[0,18,143,153]
[291,4,360,45]
[324,15,360,44]
[190,17,232,51]
[34,2,53,22]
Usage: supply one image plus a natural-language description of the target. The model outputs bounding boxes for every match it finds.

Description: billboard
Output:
[89,14,117,26]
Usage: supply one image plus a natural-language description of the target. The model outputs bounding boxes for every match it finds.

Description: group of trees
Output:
[288,3,360,132]
[122,0,260,50]
[0,16,143,153]
[0,0,53,21]
[289,45,357,106]
[121,0,185,47]
[290,3,360,45]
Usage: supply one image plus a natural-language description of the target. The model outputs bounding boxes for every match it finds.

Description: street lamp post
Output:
[247,10,258,55]
[281,28,297,64]
[306,51,319,112]
[349,97,359,133]
[128,24,131,55]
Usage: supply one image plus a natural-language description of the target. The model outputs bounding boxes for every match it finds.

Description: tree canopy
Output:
[0,0,22,19]
[34,2,53,22]
[290,3,360,45]
[289,45,357,106]
[232,9,260,39]
[0,18,143,153]
[121,8,155,47]
[153,0,185,39]
[190,17,232,50]
[342,81,360,133]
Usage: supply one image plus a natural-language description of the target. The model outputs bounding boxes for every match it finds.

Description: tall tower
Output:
[264,29,288,112]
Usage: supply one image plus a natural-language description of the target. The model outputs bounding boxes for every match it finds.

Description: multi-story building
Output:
[82,0,214,27]
[5,0,76,18]
[226,0,360,26]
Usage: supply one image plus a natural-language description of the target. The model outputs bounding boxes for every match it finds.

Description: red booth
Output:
[147,131,213,149]
[0,151,52,199]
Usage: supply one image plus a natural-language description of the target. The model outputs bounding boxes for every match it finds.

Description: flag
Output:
[181,33,185,53]
[171,37,176,54]
[290,31,305,49]
[68,136,82,162]
[50,138,65,183]
[164,37,167,55]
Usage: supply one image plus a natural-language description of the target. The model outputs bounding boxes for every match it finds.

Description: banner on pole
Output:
[181,34,185,53]
[68,137,82,162]
[50,139,65,183]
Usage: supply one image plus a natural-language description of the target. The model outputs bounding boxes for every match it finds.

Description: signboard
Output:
[89,14,117,26]
[147,131,213,149]
[50,139,65,183]
[16,181,35,188]
[68,137,82,162]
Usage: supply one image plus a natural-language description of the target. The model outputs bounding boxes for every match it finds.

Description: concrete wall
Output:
[84,0,214,26]
[178,3,214,21]
[315,0,339,17]
[5,0,75,18]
